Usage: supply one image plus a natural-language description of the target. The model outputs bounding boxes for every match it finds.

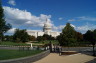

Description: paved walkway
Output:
[34,53,96,63]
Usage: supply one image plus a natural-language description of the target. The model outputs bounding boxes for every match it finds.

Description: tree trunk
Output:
[93,44,95,56]
[0,32,3,42]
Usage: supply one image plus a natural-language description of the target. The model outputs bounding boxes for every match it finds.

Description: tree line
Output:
[4,29,55,43]
[3,24,96,47]
[57,23,96,47]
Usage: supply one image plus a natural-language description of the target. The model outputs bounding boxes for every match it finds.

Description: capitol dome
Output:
[44,21,51,28]
[43,19,52,32]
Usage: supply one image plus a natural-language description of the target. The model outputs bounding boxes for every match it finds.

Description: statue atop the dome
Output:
[46,18,48,22]
[43,18,52,33]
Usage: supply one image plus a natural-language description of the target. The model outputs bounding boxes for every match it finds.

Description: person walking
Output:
[58,46,62,56]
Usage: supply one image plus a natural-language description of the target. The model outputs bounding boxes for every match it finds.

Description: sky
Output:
[2,0,96,35]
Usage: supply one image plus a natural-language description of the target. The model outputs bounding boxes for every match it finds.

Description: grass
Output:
[32,40,59,46]
[0,49,43,60]
[0,40,59,46]
[0,41,30,46]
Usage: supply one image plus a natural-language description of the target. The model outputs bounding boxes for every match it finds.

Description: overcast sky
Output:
[2,0,96,35]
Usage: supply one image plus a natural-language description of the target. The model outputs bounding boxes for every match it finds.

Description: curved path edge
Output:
[0,50,50,63]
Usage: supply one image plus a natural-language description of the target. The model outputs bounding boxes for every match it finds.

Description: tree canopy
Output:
[0,0,12,41]
[13,29,29,42]
[83,29,96,56]
[37,34,55,42]
[57,23,77,46]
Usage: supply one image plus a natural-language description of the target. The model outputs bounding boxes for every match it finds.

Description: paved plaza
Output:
[34,53,96,63]
[34,47,96,63]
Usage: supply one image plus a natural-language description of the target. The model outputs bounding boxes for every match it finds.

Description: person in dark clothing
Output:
[58,46,62,56]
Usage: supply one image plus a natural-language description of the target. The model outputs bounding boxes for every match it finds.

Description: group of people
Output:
[53,45,62,55]
[48,42,62,55]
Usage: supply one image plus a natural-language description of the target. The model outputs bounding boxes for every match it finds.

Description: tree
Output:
[57,33,63,45]
[75,32,83,46]
[43,34,55,40]
[13,29,29,42]
[76,32,83,41]
[58,23,77,46]
[84,30,96,56]
[37,36,43,42]
[93,29,96,56]
[29,35,36,41]
[0,0,12,41]
[4,35,13,41]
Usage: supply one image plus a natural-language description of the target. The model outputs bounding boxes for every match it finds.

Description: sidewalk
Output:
[33,53,96,63]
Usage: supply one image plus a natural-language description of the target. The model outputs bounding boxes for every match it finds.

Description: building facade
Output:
[27,20,60,38]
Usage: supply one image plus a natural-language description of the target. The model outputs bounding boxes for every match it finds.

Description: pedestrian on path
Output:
[58,46,62,56]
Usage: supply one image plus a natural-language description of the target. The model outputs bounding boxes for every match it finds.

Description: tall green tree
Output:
[75,32,83,46]
[0,0,11,41]
[13,29,29,42]
[93,29,96,56]
[58,23,77,46]
[76,32,83,42]
[37,36,43,42]
[43,34,55,40]
[84,30,96,56]
[4,35,13,41]
[29,35,36,41]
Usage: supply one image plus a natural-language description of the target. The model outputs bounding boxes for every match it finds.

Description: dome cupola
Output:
[43,19,52,33]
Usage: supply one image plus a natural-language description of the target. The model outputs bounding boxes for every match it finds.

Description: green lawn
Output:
[0,41,30,46]
[0,49,43,60]
[32,40,59,45]
[0,40,59,46]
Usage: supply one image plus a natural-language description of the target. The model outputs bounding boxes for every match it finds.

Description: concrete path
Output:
[34,53,96,63]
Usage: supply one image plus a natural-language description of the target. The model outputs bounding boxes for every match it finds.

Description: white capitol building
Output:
[27,20,60,38]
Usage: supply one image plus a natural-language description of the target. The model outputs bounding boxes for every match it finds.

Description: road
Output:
[62,47,96,52]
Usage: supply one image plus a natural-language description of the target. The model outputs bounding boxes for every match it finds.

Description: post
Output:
[49,41,52,52]
[30,43,33,50]
[93,44,95,56]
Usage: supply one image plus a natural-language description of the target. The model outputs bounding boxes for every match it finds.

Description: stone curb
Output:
[0,50,50,63]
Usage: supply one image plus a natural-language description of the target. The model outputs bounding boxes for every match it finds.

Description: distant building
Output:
[27,20,60,38]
